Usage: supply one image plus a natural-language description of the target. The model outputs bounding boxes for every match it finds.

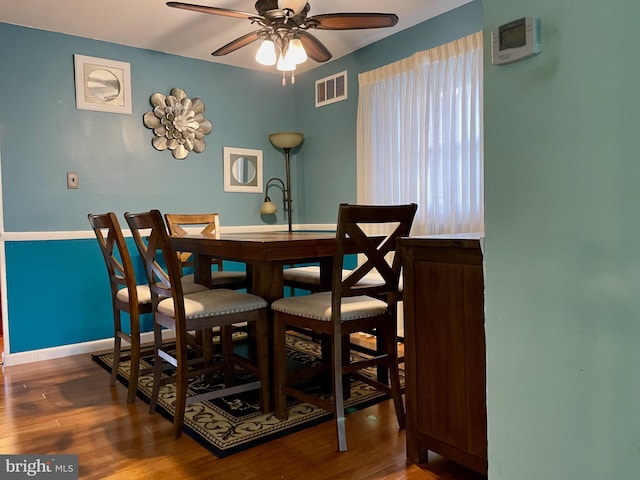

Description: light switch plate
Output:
[67,172,79,189]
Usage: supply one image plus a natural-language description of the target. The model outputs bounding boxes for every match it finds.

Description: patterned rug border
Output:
[92,333,397,457]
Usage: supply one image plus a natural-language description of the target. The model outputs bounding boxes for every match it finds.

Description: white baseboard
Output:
[1,331,175,367]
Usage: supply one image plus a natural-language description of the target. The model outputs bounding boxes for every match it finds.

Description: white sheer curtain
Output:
[356,32,484,236]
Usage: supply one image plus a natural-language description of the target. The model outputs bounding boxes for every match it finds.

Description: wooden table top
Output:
[170,231,340,264]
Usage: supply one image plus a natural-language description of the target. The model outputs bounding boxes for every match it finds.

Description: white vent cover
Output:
[315,70,347,108]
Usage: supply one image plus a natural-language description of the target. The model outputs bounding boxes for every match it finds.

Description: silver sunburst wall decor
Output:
[143,87,213,160]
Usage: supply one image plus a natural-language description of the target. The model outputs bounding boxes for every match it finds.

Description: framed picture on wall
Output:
[74,54,132,114]
[223,147,263,193]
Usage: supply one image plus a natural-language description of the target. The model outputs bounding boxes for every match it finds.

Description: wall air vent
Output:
[315,70,347,108]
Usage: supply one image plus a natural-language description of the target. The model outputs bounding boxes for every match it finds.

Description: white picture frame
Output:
[74,54,132,114]
[223,147,263,193]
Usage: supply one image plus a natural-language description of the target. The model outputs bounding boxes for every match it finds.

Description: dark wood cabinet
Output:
[399,236,487,475]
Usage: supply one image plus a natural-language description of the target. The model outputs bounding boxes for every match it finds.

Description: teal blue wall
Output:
[0,3,481,354]
[5,238,153,350]
[0,24,294,232]
[0,22,292,352]
[483,0,640,478]
[6,240,111,347]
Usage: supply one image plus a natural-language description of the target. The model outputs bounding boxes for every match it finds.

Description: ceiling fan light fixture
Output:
[166,1,399,86]
[256,38,277,65]
[278,0,307,16]
[288,38,308,64]
[277,52,297,72]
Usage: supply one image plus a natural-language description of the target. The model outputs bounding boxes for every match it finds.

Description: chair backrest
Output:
[332,203,417,310]
[88,212,140,307]
[124,210,186,306]
[164,213,223,271]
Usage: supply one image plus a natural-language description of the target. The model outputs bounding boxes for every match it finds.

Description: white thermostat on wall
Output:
[491,17,541,65]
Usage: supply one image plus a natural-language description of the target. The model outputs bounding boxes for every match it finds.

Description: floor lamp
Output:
[261,132,304,232]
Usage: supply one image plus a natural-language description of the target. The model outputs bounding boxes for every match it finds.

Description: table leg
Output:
[249,261,284,303]
[318,257,333,291]
[247,261,286,409]
[193,253,213,287]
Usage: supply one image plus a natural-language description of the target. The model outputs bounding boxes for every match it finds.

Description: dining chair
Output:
[284,265,403,295]
[283,265,326,293]
[88,212,210,403]
[88,212,153,404]
[283,261,407,371]
[271,202,417,451]
[165,212,249,358]
[125,209,270,438]
[164,213,246,289]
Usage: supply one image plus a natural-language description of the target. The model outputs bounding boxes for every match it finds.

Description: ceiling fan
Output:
[167,0,399,84]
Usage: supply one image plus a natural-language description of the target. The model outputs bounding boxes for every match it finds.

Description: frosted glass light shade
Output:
[256,39,277,66]
[288,38,307,64]
[277,53,296,72]
[260,199,278,214]
[278,0,307,15]
[269,132,304,149]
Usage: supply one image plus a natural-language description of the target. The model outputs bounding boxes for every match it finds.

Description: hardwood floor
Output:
[0,353,484,480]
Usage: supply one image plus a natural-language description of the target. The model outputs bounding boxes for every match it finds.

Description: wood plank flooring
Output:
[0,352,485,480]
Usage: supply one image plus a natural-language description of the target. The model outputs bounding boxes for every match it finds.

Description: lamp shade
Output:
[288,38,308,64]
[260,199,278,214]
[278,0,307,15]
[256,39,277,66]
[276,53,297,72]
[269,132,304,149]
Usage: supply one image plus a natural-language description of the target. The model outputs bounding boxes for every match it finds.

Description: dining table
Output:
[169,231,345,302]
[170,230,389,395]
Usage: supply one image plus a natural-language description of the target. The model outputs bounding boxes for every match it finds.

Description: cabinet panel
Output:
[400,237,487,475]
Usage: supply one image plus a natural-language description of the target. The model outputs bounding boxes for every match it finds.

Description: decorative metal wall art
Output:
[143,87,213,160]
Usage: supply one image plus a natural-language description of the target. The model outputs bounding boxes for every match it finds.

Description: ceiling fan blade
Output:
[308,13,399,30]
[298,31,332,63]
[166,2,257,20]
[212,31,261,56]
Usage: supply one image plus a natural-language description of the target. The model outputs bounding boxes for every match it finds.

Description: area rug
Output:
[92,333,401,457]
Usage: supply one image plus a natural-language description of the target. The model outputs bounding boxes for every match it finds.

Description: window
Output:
[356,32,484,236]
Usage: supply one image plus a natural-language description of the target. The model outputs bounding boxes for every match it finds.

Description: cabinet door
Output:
[402,239,487,474]
[416,258,486,457]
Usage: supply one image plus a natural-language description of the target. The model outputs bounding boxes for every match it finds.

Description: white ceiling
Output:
[0,0,471,74]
